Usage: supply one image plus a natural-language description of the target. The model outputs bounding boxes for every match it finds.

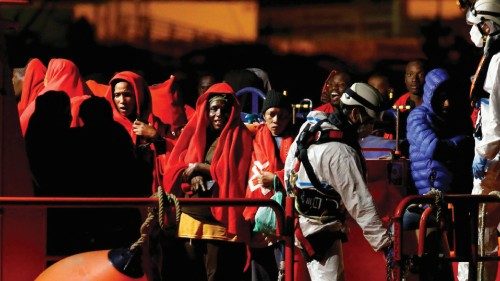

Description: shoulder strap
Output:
[295,122,343,198]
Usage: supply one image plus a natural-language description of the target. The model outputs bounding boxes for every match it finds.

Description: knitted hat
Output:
[261,90,290,114]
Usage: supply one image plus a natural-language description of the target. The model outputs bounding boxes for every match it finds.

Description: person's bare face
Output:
[208,98,230,132]
[264,107,291,136]
[405,62,425,96]
[113,81,136,118]
[322,73,349,105]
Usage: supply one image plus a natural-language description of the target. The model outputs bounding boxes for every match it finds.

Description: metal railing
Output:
[0,196,295,281]
[391,194,500,281]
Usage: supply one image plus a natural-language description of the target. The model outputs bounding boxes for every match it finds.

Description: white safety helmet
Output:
[466,0,500,26]
[340,82,382,119]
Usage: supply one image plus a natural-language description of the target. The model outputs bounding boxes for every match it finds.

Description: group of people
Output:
[9,1,500,280]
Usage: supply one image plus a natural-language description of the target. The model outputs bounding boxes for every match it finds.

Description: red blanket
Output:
[19,58,93,135]
[243,124,293,221]
[104,71,156,141]
[162,82,253,239]
[18,58,46,116]
[149,75,188,133]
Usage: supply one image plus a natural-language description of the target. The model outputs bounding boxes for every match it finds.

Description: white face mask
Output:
[470,24,485,48]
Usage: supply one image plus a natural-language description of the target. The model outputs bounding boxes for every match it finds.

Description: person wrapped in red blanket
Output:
[105,71,170,194]
[243,89,298,281]
[162,82,253,281]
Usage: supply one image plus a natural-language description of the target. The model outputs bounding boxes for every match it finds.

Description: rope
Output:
[156,186,181,231]
[426,188,443,221]
[128,187,181,251]
[157,188,165,230]
[169,192,181,225]
[130,207,156,251]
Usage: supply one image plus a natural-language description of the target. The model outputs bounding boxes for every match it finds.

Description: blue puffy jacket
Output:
[407,68,473,195]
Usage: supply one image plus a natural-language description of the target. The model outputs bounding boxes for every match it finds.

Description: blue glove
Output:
[472,154,488,179]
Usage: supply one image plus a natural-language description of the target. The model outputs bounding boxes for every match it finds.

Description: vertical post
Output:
[468,205,479,280]
[394,106,400,155]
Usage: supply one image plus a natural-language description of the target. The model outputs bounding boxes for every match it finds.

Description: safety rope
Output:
[128,187,181,251]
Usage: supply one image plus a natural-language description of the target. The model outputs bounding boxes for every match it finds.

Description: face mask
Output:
[470,24,485,48]
[357,113,374,138]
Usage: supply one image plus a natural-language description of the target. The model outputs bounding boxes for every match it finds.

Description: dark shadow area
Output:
[4,7,481,128]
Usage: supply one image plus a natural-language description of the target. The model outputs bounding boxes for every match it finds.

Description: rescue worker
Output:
[284,83,392,281]
[457,0,500,280]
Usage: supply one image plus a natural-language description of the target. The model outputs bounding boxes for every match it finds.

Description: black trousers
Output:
[181,238,247,281]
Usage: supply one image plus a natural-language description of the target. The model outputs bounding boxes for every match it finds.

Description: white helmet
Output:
[466,0,500,26]
[340,82,382,119]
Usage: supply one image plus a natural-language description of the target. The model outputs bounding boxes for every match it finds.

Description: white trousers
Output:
[306,239,344,281]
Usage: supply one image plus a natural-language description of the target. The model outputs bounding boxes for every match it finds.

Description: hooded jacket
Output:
[407,68,474,194]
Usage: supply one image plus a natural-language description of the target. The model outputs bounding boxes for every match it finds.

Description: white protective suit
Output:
[284,111,391,281]
[457,46,500,281]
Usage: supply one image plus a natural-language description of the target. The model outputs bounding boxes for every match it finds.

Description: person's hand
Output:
[190,175,206,193]
[133,120,157,139]
[259,171,275,189]
[182,162,211,183]
[472,154,488,179]
[181,163,198,183]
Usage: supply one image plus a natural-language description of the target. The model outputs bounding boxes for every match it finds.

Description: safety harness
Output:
[288,119,353,261]
[289,119,347,224]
